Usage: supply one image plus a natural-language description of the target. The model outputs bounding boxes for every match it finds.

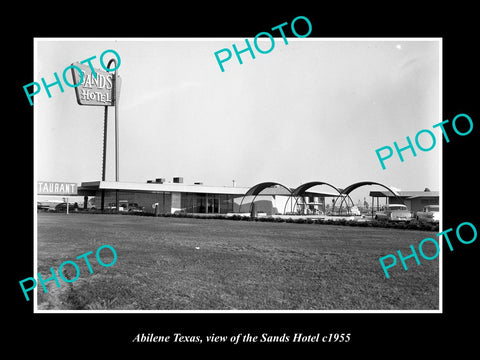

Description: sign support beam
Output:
[101,106,108,212]
[107,59,120,213]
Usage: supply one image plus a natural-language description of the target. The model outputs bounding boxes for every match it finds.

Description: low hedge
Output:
[68,209,438,232]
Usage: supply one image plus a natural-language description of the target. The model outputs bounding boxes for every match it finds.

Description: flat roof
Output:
[79,181,339,197]
[369,190,439,198]
[80,181,250,195]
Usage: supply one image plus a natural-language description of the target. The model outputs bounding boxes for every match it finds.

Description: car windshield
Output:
[426,205,439,211]
[389,205,406,210]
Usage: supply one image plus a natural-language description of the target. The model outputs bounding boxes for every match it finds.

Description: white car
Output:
[416,205,440,223]
[375,204,412,222]
[349,205,361,216]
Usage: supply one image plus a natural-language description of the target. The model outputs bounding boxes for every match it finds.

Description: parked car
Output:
[37,202,50,211]
[127,203,144,213]
[375,204,412,222]
[416,205,440,223]
[105,203,118,211]
[348,205,361,216]
[51,202,76,212]
[104,202,142,212]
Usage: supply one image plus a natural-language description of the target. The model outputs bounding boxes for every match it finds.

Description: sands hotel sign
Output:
[71,62,121,106]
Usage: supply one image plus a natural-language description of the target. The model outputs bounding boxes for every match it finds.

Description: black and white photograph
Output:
[11,6,478,354]
[32,37,443,312]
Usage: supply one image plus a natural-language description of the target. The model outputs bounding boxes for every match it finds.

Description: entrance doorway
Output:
[207,195,219,213]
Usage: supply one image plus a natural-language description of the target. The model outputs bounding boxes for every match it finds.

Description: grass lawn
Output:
[36,213,439,310]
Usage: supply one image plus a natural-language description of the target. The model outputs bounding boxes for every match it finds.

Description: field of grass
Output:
[36,213,439,311]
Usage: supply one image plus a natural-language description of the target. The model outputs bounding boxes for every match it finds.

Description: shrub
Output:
[69,210,439,232]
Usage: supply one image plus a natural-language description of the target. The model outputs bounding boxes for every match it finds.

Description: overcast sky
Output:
[34,38,440,202]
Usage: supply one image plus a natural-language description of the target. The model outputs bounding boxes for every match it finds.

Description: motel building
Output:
[77,177,336,216]
[38,178,439,217]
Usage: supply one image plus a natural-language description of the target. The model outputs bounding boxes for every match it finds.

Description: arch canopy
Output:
[244,182,292,196]
[341,181,404,203]
[292,181,342,197]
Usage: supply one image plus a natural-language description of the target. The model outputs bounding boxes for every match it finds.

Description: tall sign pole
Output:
[107,58,120,212]
[115,65,120,213]
[101,103,109,211]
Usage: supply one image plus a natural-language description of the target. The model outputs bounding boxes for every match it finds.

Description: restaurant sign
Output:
[37,181,78,195]
[71,63,121,106]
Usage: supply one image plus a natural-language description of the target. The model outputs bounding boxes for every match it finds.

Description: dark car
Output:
[127,203,144,213]
[37,202,50,211]
[53,202,77,212]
